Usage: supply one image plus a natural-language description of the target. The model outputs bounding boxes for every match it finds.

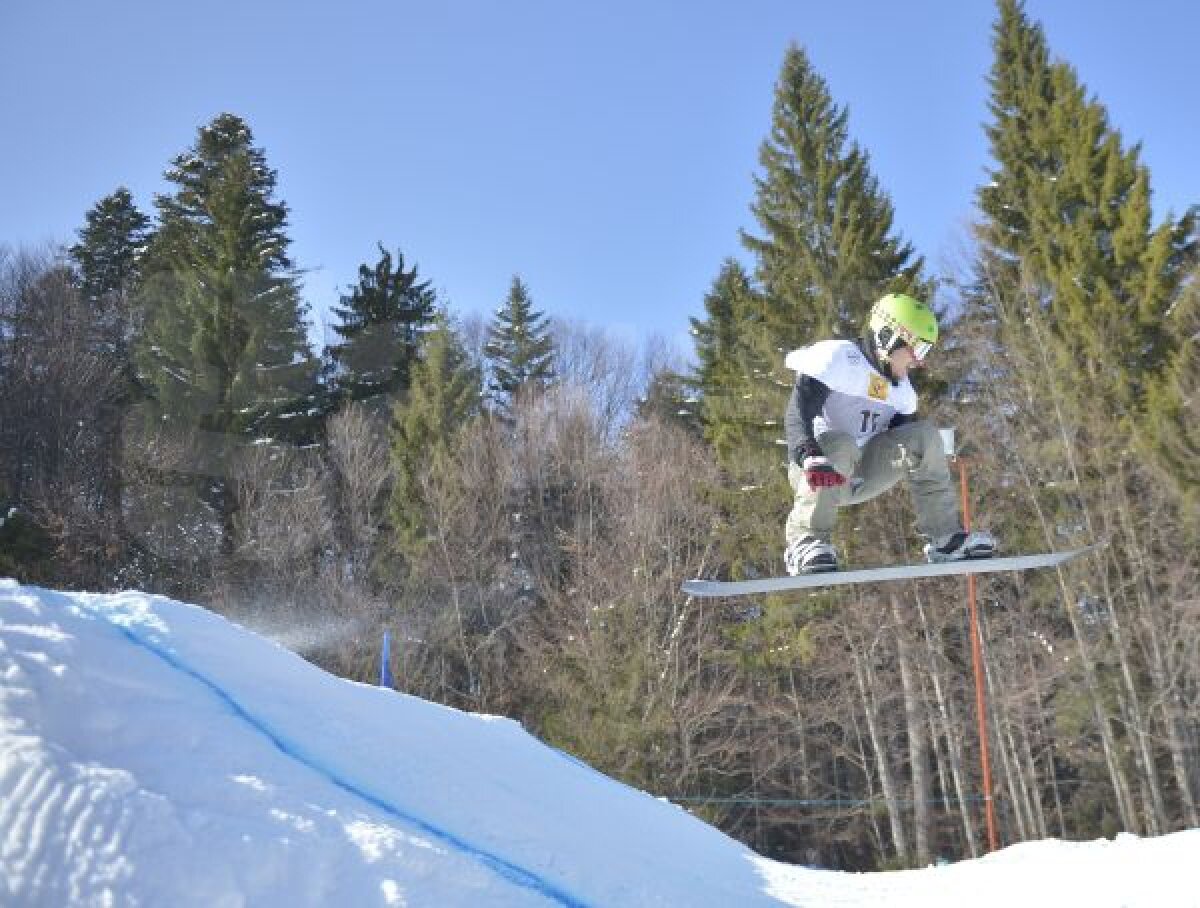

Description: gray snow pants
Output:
[785,421,961,546]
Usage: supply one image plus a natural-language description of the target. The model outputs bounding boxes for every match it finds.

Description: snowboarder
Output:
[783,293,996,575]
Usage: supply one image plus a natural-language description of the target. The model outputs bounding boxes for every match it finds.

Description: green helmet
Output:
[867,293,938,361]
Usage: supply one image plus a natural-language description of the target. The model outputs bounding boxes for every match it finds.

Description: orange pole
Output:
[958,456,999,853]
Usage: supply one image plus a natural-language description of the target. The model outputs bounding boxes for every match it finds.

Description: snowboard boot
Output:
[785,535,840,575]
[924,530,997,563]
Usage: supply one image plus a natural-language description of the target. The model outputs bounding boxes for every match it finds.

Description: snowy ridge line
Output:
[74,601,590,908]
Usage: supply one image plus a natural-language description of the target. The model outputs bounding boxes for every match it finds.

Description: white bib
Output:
[785,340,917,447]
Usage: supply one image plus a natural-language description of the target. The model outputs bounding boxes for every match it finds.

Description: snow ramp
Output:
[1,579,1195,907]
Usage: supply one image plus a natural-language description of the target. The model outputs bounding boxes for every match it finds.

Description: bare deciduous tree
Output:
[0,247,127,587]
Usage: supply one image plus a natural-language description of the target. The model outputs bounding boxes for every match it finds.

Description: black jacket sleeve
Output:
[785,373,831,464]
[888,411,917,429]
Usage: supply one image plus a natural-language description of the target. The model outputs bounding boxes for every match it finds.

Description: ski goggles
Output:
[910,339,933,361]
[892,324,934,361]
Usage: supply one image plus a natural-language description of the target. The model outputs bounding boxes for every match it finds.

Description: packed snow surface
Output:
[1,579,1197,906]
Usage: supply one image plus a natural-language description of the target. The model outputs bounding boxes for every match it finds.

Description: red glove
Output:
[802,455,847,491]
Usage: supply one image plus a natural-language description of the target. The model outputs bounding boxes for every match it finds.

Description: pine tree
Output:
[325,243,437,415]
[390,315,482,558]
[636,366,700,434]
[978,0,1196,415]
[138,113,318,445]
[691,259,763,466]
[741,45,927,348]
[67,188,152,533]
[69,187,151,301]
[483,275,555,412]
[971,0,1200,838]
[695,45,929,576]
[1144,266,1200,497]
[135,113,320,553]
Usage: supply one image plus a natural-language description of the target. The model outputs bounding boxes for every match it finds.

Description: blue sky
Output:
[2,1,1196,353]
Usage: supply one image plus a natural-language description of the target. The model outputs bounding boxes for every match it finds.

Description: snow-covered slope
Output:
[1,578,1196,907]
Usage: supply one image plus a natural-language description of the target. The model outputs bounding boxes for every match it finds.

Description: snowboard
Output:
[681,544,1099,598]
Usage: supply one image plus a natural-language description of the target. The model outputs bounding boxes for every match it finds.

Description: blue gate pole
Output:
[380,630,392,688]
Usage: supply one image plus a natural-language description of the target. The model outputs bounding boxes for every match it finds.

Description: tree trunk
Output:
[1025,640,1067,837]
[916,598,980,858]
[891,596,931,865]
[1067,603,1140,832]
[1006,445,1140,831]
[1009,301,1142,832]
[1015,718,1048,838]
[982,646,1027,842]
[852,647,909,863]
[1098,571,1165,832]
[786,666,814,801]
[850,712,888,860]
[1111,483,1187,831]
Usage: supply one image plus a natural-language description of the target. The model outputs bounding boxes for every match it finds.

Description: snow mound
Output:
[1,579,1196,906]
